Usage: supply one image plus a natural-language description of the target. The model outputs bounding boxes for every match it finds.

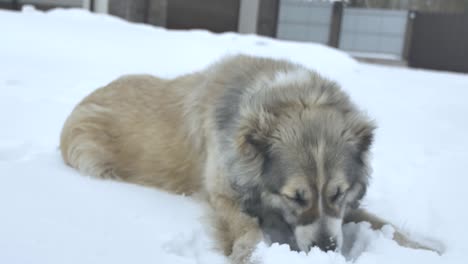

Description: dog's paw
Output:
[229,229,263,264]
[391,227,445,255]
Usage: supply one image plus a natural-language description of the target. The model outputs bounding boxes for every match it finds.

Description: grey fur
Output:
[208,56,375,252]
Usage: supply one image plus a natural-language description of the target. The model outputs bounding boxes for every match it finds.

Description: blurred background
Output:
[1,0,467,73]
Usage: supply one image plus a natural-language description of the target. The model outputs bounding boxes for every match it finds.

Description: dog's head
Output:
[227,74,375,253]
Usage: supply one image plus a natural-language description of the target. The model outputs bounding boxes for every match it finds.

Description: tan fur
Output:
[60,55,439,263]
[280,177,311,202]
[61,74,205,194]
[61,56,275,262]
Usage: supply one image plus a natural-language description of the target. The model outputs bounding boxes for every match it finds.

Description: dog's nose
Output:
[313,235,337,252]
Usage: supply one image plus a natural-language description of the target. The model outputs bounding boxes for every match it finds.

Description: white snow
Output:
[1,7,468,264]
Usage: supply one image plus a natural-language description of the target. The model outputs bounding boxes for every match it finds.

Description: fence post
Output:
[146,0,167,27]
[89,0,95,12]
[402,11,415,62]
[328,1,344,48]
[12,0,19,10]
[238,0,260,34]
[256,0,280,37]
[108,0,148,23]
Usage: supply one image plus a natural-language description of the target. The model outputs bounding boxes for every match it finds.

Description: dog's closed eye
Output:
[329,187,345,203]
[284,189,309,207]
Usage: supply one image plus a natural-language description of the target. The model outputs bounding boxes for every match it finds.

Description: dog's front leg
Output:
[344,208,442,254]
[209,194,262,264]
[230,228,263,264]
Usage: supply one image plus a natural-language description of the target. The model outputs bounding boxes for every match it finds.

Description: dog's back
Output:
[60,74,206,194]
[59,55,300,195]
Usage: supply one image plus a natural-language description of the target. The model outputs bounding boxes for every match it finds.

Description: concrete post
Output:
[108,0,148,23]
[328,1,344,47]
[147,0,167,27]
[238,0,260,34]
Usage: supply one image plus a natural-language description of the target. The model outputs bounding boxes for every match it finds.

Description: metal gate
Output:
[408,12,468,73]
[166,0,240,33]
[339,8,408,58]
[276,0,333,44]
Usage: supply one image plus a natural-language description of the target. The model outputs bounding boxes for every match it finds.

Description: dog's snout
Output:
[294,217,343,253]
[305,234,337,252]
[315,235,337,252]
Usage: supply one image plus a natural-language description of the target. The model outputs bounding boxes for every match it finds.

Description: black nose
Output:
[313,235,337,252]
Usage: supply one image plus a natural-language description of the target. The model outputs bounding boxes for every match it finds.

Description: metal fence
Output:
[276,1,409,59]
[276,0,333,44]
[339,8,408,58]
[3,0,467,73]
[408,12,468,73]
[166,0,240,33]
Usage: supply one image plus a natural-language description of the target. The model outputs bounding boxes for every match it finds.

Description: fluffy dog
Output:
[60,55,435,263]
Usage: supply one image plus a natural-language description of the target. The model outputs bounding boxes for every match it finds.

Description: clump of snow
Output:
[1,7,467,264]
[21,4,38,13]
[253,223,442,264]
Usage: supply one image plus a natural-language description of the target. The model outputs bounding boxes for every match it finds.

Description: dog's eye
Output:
[284,191,308,206]
[330,188,344,203]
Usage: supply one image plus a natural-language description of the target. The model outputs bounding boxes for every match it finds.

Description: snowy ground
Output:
[1,7,467,264]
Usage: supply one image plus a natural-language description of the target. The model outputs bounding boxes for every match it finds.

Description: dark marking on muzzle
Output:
[260,211,299,251]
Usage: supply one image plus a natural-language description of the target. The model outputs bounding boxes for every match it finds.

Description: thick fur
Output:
[60,55,438,263]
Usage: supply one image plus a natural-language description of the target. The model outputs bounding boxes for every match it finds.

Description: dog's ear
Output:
[236,109,276,155]
[346,182,367,209]
[232,109,277,218]
[344,116,376,155]
[354,121,375,154]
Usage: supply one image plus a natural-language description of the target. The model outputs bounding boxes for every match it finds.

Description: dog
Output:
[60,55,437,263]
